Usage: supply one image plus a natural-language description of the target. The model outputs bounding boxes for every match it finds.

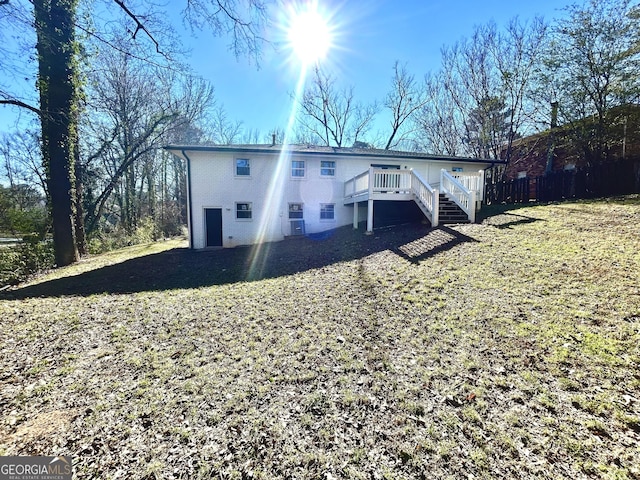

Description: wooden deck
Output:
[343,168,485,231]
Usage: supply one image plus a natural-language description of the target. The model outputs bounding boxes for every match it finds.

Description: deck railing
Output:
[372,169,412,193]
[344,168,439,226]
[441,169,476,223]
[344,170,370,200]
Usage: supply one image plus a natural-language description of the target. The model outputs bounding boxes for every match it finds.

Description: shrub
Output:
[87,217,165,255]
[0,236,55,287]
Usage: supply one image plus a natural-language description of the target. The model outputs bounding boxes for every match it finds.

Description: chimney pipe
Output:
[546,101,559,174]
[271,133,276,146]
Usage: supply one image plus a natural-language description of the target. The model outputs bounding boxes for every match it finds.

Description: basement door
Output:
[205,208,223,247]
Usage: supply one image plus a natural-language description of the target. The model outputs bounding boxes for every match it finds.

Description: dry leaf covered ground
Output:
[1,197,639,479]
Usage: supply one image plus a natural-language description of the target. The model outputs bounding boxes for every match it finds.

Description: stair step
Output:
[440,219,470,224]
[437,193,471,223]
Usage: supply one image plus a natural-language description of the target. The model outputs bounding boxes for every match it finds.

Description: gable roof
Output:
[164,144,506,165]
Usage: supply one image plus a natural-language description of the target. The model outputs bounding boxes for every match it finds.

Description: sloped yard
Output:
[1,197,639,479]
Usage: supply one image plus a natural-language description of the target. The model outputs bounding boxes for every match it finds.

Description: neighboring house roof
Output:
[164,144,506,165]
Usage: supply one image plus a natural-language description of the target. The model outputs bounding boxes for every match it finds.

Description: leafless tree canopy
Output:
[296,67,378,147]
[382,61,429,150]
[415,17,548,160]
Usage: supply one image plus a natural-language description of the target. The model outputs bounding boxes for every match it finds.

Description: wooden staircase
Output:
[438,193,470,224]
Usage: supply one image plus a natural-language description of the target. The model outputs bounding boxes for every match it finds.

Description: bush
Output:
[87,217,162,255]
[0,236,55,287]
[157,202,185,237]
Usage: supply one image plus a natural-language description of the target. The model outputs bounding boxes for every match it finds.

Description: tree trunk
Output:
[34,0,79,266]
[74,156,88,256]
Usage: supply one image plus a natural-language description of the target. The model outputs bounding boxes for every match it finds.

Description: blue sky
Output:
[0,0,569,140]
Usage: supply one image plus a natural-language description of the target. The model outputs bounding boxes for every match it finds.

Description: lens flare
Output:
[245,2,340,280]
[246,67,309,281]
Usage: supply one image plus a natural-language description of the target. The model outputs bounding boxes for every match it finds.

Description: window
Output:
[235,158,250,176]
[517,171,527,179]
[236,202,252,219]
[320,160,335,176]
[452,167,464,172]
[320,203,335,220]
[289,203,303,219]
[291,160,305,177]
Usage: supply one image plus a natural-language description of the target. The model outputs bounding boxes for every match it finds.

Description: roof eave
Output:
[163,144,506,165]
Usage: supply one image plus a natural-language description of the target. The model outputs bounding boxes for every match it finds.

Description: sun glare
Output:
[287,4,332,65]
[248,2,338,279]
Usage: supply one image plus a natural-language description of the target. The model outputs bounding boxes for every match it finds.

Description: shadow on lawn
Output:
[3,223,477,299]
[483,212,542,229]
[477,203,545,230]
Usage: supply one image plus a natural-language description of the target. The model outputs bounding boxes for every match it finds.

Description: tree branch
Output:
[113,0,163,54]
[0,99,42,117]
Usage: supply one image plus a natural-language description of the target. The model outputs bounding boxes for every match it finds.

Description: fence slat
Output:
[484,159,640,205]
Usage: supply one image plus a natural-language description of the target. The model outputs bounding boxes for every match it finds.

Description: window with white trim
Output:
[289,203,303,219]
[236,158,250,176]
[320,160,335,176]
[291,160,305,177]
[452,167,464,172]
[320,203,335,220]
[236,202,252,219]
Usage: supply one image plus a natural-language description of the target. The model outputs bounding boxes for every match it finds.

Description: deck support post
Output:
[353,202,359,229]
[366,199,374,234]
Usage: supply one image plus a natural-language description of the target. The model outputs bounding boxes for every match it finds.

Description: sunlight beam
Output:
[245,2,338,280]
[246,66,309,281]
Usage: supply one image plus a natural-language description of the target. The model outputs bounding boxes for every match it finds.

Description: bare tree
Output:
[180,0,269,62]
[382,62,428,150]
[0,1,38,119]
[416,18,548,160]
[0,0,271,266]
[209,104,244,144]
[492,17,548,161]
[296,67,378,147]
[414,71,465,155]
[540,0,640,164]
[1,131,47,196]
[264,127,285,144]
[81,44,215,234]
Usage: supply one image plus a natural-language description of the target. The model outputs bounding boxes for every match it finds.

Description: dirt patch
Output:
[2,410,76,451]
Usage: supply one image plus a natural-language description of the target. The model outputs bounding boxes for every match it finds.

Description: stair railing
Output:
[440,169,476,223]
[451,170,485,206]
[410,169,439,227]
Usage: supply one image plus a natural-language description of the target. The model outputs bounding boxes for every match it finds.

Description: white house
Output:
[164,144,503,249]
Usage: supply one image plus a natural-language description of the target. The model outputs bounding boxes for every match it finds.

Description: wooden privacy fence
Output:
[485,159,640,205]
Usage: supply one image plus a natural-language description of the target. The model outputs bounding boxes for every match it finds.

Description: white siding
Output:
[182,149,490,248]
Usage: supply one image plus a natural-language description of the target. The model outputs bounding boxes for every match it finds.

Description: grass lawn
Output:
[1,196,639,479]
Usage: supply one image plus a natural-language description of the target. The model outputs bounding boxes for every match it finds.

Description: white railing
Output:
[451,170,485,203]
[372,169,412,194]
[441,169,476,223]
[344,170,371,200]
[344,168,439,226]
[410,170,439,227]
